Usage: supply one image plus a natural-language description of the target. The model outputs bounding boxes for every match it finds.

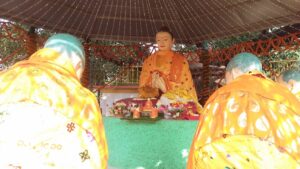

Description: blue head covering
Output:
[226,52,262,73]
[44,33,85,66]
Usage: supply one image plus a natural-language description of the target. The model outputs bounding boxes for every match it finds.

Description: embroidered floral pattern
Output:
[79,149,90,162]
[66,122,75,132]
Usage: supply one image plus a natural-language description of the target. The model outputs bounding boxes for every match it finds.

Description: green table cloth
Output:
[103,117,198,169]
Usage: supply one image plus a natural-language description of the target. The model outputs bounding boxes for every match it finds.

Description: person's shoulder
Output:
[206,74,298,105]
[216,74,274,93]
[205,75,263,102]
[173,52,189,65]
[205,84,231,104]
[143,53,156,62]
[174,52,186,59]
[78,86,99,103]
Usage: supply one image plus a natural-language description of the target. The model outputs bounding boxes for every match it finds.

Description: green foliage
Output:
[209,32,261,49]
[208,31,300,79]
[261,49,300,77]
[0,22,27,68]
[173,44,198,52]
[89,56,121,86]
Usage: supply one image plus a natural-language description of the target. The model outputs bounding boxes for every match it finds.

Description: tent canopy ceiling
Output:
[0,0,300,43]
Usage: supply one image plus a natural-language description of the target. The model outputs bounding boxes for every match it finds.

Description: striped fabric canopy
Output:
[0,0,300,43]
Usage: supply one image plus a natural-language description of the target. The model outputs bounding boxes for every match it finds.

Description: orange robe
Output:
[295,91,300,102]
[188,72,300,168]
[0,49,108,169]
[139,50,202,113]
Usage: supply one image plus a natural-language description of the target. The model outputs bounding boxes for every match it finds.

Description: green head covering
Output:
[281,69,300,82]
[226,52,262,73]
[44,33,85,66]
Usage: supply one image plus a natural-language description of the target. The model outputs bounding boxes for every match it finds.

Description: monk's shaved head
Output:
[44,33,85,68]
[226,52,262,73]
[225,52,262,84]
[280,69,300,82]
[44,33,85,79]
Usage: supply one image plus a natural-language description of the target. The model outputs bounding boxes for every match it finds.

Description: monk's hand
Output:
[157,76,166,93]
[153,75,166,93]
[151,72,159,88]
[151,72,166,92]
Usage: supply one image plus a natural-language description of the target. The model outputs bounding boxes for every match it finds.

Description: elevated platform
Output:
[103,117,198,169]
[95,85,139,116]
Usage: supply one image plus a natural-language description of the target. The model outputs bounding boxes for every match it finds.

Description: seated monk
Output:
[138,26,202,114]
[0,34,108,169]
[277,69,300,101]
[187,52,300,168]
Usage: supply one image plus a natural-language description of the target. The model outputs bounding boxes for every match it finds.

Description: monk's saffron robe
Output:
[0,48,108,169]
[139,50,202,113]
[188,72,300,168]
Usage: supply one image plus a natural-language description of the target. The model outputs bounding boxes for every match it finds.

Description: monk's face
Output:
[156,32,174,51]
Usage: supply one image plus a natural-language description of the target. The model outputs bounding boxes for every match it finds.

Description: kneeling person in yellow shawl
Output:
[187,52,300,169]
[138,26,202,113]
[0,34,108,169]
[278,69,300,101]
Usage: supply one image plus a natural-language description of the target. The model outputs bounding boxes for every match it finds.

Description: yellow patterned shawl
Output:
[0,48,108,168]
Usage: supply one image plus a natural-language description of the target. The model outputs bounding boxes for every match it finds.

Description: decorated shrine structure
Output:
[1,20,300,168]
